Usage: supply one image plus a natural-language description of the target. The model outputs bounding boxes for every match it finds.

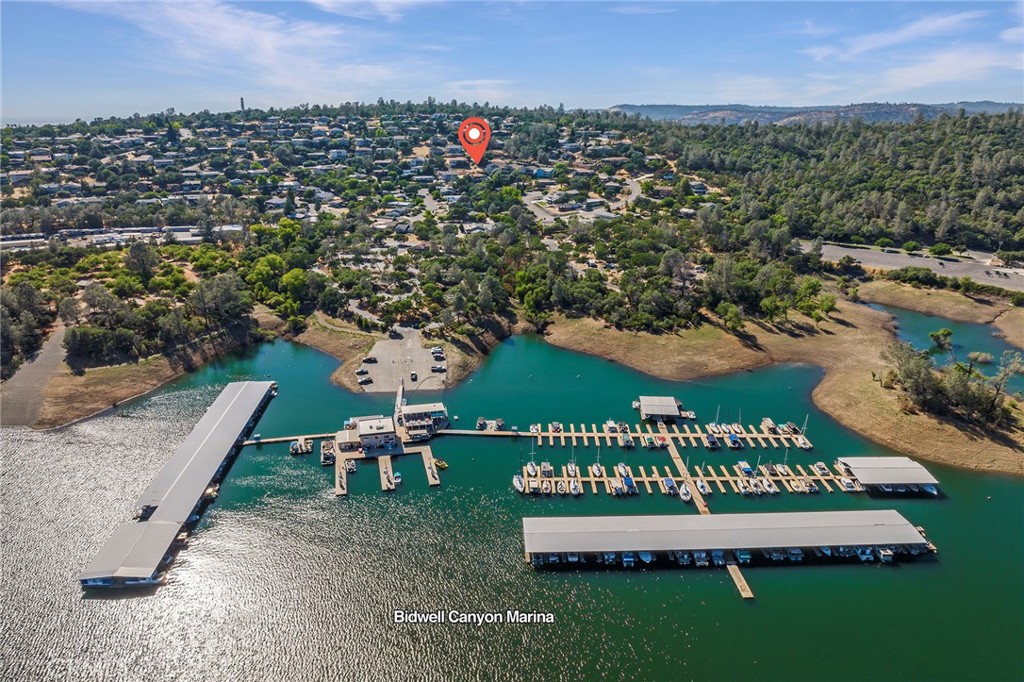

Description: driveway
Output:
[810,242,1024,292]
[523,191,556,224]
[358,327,445,394]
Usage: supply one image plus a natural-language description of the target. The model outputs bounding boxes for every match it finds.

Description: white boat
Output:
[750,479,764,496]
[638,551,653,564]
[840,477,857,492]
[567,552,580,563]
[795,435,812,450]
[761,477,779,494]
[512,475,525,493]
[737,478,751,495]
[776,464,791,476]
[528,480,540,495]
[791,479,806,493]
[879,483,893,493]
[855,546,875,562]
[556,480,567,495]
[617,462,627,478]
[805,480,819,493]
[346,459,357,473]
[569,479,582,496]
[695,479,711,496]
[922,483,938,496]
[567,461,578,478]
[707,423,720,434]
[393,472,402,485]
[541,480,551,495]
[678,483,692,503]
[686,411,696,419]
[590,462,602,477]
[526,461,538,477]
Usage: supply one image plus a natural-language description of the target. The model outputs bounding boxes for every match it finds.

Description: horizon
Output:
[2,1,1022,125]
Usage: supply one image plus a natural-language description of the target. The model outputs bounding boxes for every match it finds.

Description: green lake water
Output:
[869,302,1024,394]
[2,337,1022,681]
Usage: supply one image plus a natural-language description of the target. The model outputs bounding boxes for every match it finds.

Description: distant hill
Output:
[607,101,1021,125]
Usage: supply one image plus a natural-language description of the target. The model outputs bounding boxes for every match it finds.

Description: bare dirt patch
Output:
[858,280,1010,324]
[292,314,380,393]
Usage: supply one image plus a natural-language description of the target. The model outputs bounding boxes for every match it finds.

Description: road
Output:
[811,242,1024,292]
[609,175,645,210]
[0,323,66,427]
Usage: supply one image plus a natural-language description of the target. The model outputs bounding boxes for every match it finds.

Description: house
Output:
[535,167,555,179]
[689,181,708,195]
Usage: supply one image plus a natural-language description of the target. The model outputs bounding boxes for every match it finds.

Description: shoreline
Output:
[15,290,1023,476]
[542,302,1023,477]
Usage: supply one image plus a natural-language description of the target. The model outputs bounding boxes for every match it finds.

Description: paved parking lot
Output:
[357,327,445,394]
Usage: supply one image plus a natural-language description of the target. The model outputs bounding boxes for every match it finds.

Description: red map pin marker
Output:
[458,117,491,165]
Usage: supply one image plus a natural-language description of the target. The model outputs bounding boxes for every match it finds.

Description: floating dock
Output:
[81,381,276,588]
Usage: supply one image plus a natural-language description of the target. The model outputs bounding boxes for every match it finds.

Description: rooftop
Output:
[522,510,928,555]
[357,417,395,436]
[836,457,939,486]
[138,381,275,523]
[638,395,681,417]
[80,521,180,581]
[401,402,447,415]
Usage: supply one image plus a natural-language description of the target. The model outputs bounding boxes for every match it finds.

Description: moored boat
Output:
[638,551,653,564]
[527,461,538,477]
[678,482,692,503]
[556,480,567,495]
[513,475,525,493]
[570,479,582,496]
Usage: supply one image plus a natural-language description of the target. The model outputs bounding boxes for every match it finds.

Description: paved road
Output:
[609,175,645,210]
[417,188,441,214]
[359,327,445,394]
[812,243,1024,292]
[0,324,66,427]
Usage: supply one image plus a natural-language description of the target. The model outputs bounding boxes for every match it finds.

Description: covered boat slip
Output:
[637,396,682,420]
[81,381,275,587]
[836,456,939,486]
[79,521,180,586]
[522,510,928,556]
[138,381,276,522]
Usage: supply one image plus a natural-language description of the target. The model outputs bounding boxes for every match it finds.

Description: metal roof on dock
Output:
[80,521,180,580]
[637,396,681,417]
[522,510,927,554]
[836,457,939,485]
[137,381,275,523]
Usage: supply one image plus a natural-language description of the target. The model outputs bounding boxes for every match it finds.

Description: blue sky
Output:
[1,1,1022,123]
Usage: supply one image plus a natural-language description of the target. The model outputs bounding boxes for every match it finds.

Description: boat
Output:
[726,434,743,449]
[707,423,721,434]
[922,483,938,496]
[289,440,301,456]
[720,424,732,434]
[855,546,875,562]
[346,459,357,473]
[476,417,486,430]
[737,478,751,495]
[821,546,832,557]
[731,423,743,433]
[320,440,336,467]
[878,483,893,493]
[734,549,751,564]
[761,477,779,494]
[686,411,696,419]
[548,553,560,564]
[252,433,261,442]
[785,422,802,435]
[528,480,540,495]
[495,418,505,430]
[840,477,857,492]
[704,434,720,449]
[693,551,709,567]
[791,479,805,493]
[805,479,819,493]
[622,552,636,567]
[556,480,567,495]
[908,483,921,493]
[512,475,525,493]
[711,550,726,566]
[590,462,602,477]
[567,461,578,478]
[433,459,448,470]
[776,464,791,476]
[794,435,812,450]
[610,481,624,496]
[638,551,654,564]
[622,475,637,494]
[393,472,402,485]
[787,548,804,562]
[878,548,895,563]
[632,400,641,409]
[527,461,538,477]
[813,462,830,476]
[663,478,677,494]
[695,479,711,496]
[765,463,778,476]
[895,483,907,493]
[569,479,582,496]
[679,551,693,566]
[617,462,627,478]
[529,424,540,434]
[541,480,551,495]
[678,482,692,503]
[604,419,618,433]
[567,552,580,563]
[761,417,777,433]
[750,479,764,496]
[604,552,617,564]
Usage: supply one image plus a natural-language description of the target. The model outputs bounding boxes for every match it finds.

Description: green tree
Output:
[901,241,920,254]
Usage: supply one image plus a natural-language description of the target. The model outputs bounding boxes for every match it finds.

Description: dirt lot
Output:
[359,327,446,393]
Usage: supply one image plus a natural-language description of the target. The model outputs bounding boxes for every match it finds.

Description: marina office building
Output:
[80,381,276,588]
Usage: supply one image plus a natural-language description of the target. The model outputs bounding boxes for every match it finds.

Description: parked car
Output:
[431,365,446,372]
[410,371,418,382]
[363,356,377,363]
[355,368,369,375]
[357,377,373,385]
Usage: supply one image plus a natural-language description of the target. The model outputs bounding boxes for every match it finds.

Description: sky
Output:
[1,0,1022,123]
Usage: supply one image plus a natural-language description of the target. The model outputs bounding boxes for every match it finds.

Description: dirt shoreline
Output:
[543,301,1023,477]
[858,280,1024,349]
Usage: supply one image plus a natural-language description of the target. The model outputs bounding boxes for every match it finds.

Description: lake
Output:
[1,337,1021,681]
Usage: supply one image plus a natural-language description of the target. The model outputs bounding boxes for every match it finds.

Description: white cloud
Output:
[1001,25,1024,44]
[870,45,1023,96]
[842,11,989,59]
[57,1,406,102]
[796,19,838,37]
[608,5,676,15]
[307,0,436,21]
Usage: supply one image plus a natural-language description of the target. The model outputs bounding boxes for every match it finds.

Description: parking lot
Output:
[356,327,446,393]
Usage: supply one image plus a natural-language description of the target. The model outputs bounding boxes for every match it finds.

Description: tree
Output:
[901,241,920,254]
[57,297,81,325]
[715,301,743,332]
[875,237,894,249]
[929,242,953,256]
[124,241,160,281]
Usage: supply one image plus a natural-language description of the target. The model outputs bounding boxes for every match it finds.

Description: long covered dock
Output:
[523,510,930,561]
[80,381,275,588]
[835,456,939,488]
